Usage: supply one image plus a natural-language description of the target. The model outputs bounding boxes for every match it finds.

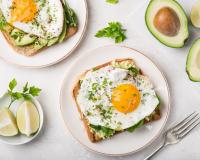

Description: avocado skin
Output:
[186,69,200,82]
[145,0,189,48]
[186,67,199,82]
[186,38,200,82]
[186,70,199,82]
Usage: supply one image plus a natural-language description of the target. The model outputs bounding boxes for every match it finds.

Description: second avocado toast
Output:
[0,0,78,56]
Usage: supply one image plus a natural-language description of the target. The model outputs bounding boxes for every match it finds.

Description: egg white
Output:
[77,65,159,130]
[0,0,64,39]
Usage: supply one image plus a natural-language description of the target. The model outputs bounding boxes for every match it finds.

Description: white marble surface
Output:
[0,0,200,159]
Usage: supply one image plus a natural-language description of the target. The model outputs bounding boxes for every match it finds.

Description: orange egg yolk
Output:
[10,0,37,24]
[111,84,141,114]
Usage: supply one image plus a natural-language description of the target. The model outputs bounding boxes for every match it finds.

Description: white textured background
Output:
[0,0,200,159]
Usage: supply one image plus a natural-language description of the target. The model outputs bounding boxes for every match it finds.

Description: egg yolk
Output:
[10,0,37,24]
[111,84,141,113]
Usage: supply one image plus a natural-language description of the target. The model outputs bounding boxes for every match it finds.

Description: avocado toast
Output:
[0,0,78,56]
[73,59,161,142]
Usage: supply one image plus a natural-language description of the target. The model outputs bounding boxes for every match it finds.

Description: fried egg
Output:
[77,65,159,130]
[0,0,64,39]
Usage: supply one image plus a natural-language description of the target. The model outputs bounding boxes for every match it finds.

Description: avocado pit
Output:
[154,7,180,37]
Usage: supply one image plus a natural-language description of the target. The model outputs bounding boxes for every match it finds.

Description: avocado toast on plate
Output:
[73,58,161,142]
[0,0,78,56]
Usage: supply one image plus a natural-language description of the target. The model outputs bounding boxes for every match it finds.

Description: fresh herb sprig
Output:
[95,22,126,43]
[63,0,78,27]
[7,79,41,108]
[128,67,140,77]
[106,0,119,4]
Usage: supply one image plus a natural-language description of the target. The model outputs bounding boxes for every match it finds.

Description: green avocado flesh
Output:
[34,38,48,50]
[145,0,189,48]
[47,37,59,47]
[11,29,37,46]
[186,38,200,82]
[58,17,67,43]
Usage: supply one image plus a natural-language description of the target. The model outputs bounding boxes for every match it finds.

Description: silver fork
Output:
[144,112,200,160]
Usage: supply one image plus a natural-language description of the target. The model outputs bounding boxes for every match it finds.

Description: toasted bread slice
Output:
[72,58,161,142]
[1,26,78,57]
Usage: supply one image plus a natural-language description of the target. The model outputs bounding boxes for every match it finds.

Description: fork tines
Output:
[172,112,200,139]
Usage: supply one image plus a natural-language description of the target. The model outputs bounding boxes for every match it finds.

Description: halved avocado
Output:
[186,38,200,82]
[145,0,189,48]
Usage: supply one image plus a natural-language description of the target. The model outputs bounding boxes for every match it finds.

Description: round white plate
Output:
[0,94,43,145]
[0,0,88,68]
[60,45,170,156]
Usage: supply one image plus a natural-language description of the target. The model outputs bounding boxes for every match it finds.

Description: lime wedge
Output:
[17,101,40,136]
[191,1,200,28]
[0,108,18,136]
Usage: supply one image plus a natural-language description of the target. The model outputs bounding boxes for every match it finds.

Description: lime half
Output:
[17,101,40,136]
[0,108,18,136]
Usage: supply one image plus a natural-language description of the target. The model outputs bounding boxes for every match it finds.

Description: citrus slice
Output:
[191,1,200,28]
[16,101,40,136]
[0,108,18,136]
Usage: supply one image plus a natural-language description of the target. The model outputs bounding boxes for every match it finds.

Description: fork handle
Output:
[143,143,166,160]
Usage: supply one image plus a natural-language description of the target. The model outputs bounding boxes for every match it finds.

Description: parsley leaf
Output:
[63,0,78,27]
[128,67,140,77]
[106,0,118,4]
[29,86,41,96]
[7,79,41,108]
[88,91,97,102]
[11,92,23,100]
[9,79,17,91]
[23,82,29,93]
[95,22,126,43]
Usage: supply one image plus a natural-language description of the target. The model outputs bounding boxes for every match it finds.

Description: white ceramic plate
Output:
[0,94,43,145]
[0,0,88,68]
[60,45,170,156]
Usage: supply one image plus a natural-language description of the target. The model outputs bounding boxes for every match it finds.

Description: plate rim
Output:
[0,0,88,69]
[59,45,171,156]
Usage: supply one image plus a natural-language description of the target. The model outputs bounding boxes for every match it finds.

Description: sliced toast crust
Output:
[1,27,78,56]
[72,58,161,142]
